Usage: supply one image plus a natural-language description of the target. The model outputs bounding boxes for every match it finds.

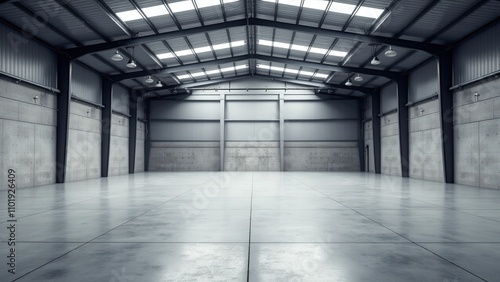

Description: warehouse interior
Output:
[0,0,499,281]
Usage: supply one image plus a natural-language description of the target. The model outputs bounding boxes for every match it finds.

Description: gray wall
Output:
[452,21,500,189]
[65,63,102,182]
[65,100,102,182]
[148,77,361,171]
[363,96,375,173]
[380,83,401,176]
[453,76,500,189]
[0,77,57,189]
[108,113,129,176]
[408,60,444,182]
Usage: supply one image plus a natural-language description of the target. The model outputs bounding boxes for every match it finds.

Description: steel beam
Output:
[56,55,72,183]
[65,18,445,58]
[129,90,138,174]
[279,93,285,171]
[396,76,409,178]
[438,52,454,183]
[371,90,381,174]
[145,100,151,171]
[101,78,113,177]
[220,93,225,171]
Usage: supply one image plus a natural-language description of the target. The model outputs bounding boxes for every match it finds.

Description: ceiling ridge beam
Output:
[65,18,446,58]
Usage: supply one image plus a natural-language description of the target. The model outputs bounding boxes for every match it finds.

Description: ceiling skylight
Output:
[177,65,248,80]
[117,0,239,22]
[262,0,384,19]
[157,40,245,60]
[257,65,329,79]
[258,40,348,58]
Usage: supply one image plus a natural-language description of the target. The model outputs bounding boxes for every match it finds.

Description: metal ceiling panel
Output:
[373,0,434,38]
[345,0,392,32]
[22,0,104,45]
[77,54,118,74]
[404,0,477,41]
[256,0,277,20]
[221,1,245,21]
[0,4,73,47]
[437,1,500,44]
[68,0,132,40]
[389,51,434,72]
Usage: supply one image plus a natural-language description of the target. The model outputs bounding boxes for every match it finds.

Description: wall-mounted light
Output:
[474,92,480,102]
[33,95,39,104]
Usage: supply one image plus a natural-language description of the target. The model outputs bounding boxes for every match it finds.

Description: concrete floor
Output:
[1,172,500,281]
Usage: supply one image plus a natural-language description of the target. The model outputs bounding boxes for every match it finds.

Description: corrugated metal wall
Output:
[453,21,500,85]
[112,84,129,114]
[409,59,438,102]
[71,62,101,104]
[380,82,397,114]
[0,22,57,88]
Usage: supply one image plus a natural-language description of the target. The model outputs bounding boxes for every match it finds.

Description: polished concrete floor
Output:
[1,172,500,281]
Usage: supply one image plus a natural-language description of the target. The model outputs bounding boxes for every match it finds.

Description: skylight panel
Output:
[117,0,239,22]
[262,0,383,19]
[116,10,142,22]
[157,40,245,60]
[257,65,328,79]
[259,40,347,58]
[177,65,247,80]
[142,5,169,18]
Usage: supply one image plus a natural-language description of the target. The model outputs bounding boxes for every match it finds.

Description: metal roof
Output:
[0,0,498,98]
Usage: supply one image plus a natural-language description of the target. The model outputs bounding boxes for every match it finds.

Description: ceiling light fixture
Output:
[354,74,364,82]
[384,46,397,57]
[371,56,381,65]
[111,50,123,61]
[145,76,154,83]
[345,79,353,86]
[155,80,163,88]
[126,47,137,68]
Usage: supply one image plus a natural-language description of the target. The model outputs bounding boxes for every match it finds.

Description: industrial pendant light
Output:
[145,76,154,83]
[371,56,381,65]
[384,46,397,57]
[126,47,137,68]
[345,79,353,86]
[155,80,163,88]
[111,50,123,61]
[354,74,364,82]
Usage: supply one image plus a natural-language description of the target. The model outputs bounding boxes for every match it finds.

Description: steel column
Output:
[358,100,365,172]
[145,100,151,171]
[101,78,113,177]
[56,55,72,183]
[397,77,410,177]
[438,52,454,183]
[129,91,138,174]
[279,93,285,171]
[372,90,381,174]
[220,93,225,171]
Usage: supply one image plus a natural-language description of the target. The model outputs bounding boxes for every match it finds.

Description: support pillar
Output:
[56,55,72,183]
[372,90,381,174]
[101,78,113,177]
[397,76,410,178]
[438,52,454,183]
[129,91,138,174]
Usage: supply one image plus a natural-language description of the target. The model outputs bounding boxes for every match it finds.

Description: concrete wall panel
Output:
[225,142,280,171]
[454,123,480,186]
[284,142,359,171]
[381,135,401,176]
[479,119,500,189]
[149,142,220,171]
[34,125,56,185]
[2,120,35,187]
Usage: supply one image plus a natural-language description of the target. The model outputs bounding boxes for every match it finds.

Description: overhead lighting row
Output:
[117,0,238,22]
[257,64,329,79]
[176,65,248,80]
[258,39,348,58]
[157,40,245,60]
[262,0,384,19]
